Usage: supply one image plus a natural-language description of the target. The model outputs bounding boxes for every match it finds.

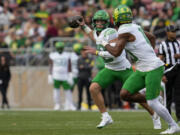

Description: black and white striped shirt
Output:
[158,39,180,67]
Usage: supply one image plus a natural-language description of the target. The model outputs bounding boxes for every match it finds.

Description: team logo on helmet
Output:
[55,42,65,53]
[113,5,133,25]
[55,42,65,48]
[73,43,83,54]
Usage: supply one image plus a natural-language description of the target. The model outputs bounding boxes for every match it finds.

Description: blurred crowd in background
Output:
[0,0,179,110]
[0,0,179,66]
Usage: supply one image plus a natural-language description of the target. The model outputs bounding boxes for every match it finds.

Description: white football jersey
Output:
[93,28,131,71]
[118,23,164,72]
[49,51,70,81]
[69,52,79,78]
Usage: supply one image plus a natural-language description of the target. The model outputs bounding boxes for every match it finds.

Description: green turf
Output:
[0,110,179,135]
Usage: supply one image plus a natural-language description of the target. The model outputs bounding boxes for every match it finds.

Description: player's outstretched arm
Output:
[98,51,115,58]
[77,18,95,42]
[84,46,115,58]
[102,33,135,57]
[68,16,95,41]
[144,31,156,49]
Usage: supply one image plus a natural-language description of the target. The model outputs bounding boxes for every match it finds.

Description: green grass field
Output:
[0,110,179,135]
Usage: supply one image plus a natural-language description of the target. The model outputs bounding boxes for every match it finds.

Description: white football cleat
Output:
[152,113,161,129]
[69,104,76,111]
[64,103,76,111]
[96,115,113,129]
[54,104,60,110]
[160,128,170,134]
[64,105,70,111]
[160,125,180,134]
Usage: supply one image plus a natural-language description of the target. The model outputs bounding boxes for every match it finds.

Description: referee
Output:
[158,25,180,123]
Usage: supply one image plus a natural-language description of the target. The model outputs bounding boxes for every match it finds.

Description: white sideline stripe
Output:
[0,108,147,112]
[72,133,158,135]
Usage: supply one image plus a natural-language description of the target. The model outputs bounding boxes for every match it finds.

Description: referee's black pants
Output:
[0,83,9,108]
[77,77,91,110]
[165,64,180,121]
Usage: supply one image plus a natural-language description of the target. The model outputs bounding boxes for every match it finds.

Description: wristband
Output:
[95,50,99,56]
[81,25,92,34]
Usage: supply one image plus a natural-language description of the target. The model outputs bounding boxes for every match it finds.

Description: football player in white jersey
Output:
[100,5,180,134]
[77,10,161,129]
[48,42,75,111]
[68,43,81,91]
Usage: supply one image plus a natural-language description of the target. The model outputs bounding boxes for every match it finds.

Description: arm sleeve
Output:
[98,51,115,58]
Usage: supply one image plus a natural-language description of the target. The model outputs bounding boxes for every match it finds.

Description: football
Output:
[68,16,82,28]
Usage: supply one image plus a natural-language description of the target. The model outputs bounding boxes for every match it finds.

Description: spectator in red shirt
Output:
[43,16,58,47]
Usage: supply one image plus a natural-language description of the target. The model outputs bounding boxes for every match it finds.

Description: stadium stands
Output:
[0,0,179,108]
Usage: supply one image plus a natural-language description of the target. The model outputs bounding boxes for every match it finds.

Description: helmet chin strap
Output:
[96,27,104,36]
[96,27,104,32]
[95,23,107,32]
